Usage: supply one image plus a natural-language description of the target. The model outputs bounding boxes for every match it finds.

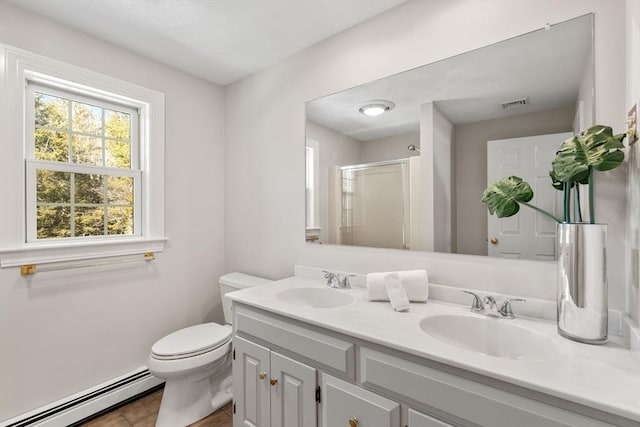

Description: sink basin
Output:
[276,287,354,308]
[419,314,561,361]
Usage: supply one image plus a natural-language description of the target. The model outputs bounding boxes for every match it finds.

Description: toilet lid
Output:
[151,323,231,359]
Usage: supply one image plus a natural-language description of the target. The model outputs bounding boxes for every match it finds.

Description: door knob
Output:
[490,237,499,245]
[270,378,278,386]
[259,372,266,380]
[349,417,359,427]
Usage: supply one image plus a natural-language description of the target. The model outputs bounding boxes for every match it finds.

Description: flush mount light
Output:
[358,100,395,116]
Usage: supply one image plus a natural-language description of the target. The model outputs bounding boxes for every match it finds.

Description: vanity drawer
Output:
[360,347,613,427]
[408,408,453,427]
[321,373,400,427]
[235,304,355,377]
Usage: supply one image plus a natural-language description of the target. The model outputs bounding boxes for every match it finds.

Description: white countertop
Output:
[229,276,640,423]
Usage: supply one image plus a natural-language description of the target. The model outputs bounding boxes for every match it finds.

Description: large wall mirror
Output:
[305,14,594,260]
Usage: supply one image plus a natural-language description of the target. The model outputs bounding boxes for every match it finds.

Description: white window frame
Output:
[0,44,167,267]
[305,138,320,229]
[26,82,142,242]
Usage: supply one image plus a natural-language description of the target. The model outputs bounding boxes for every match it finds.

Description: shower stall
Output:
[329,159,414,250]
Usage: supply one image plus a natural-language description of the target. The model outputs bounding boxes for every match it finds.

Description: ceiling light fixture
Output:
[358,100,395,117]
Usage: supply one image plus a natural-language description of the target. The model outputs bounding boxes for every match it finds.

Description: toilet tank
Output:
[219,272,272,324]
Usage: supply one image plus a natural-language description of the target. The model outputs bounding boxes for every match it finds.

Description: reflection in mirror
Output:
[305,14,594,260]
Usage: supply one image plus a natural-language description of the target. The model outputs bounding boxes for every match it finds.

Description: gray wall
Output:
[359,132,420,164]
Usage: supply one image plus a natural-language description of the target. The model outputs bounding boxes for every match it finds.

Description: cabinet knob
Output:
[349,417,358,427]
[490,237,499,245]
[259,372,266,380]
[270,378,278,386]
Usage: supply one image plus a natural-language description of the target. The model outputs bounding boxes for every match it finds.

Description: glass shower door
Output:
[340,161,409,249]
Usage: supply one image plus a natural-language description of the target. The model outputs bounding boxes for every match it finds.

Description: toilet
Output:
[148,272,271,427]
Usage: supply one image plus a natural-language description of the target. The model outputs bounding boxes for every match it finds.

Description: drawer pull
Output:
[270,378,278,386]
[259,372,267,380]
[349,417,358,427]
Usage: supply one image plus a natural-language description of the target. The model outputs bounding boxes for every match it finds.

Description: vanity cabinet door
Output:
[320,373,400,427]
[408,408,454,427]
[270,351,317,427]
[233,336,318,427]
[233,336,271,427]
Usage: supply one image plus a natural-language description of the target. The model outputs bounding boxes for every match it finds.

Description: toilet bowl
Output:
[148,273,271,427]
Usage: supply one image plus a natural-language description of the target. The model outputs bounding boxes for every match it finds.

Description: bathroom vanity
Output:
[229,273,640,427]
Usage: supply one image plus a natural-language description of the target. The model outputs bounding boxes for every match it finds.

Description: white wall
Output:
[577,49,595,131]
[418,102,454,253]
[419,102,436,251]
[0,3,225,421]
[432,105,455,253]
[626,0,640,325]
[225,0,627,306]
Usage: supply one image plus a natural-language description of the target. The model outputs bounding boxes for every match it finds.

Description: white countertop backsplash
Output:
[229,266,640,423]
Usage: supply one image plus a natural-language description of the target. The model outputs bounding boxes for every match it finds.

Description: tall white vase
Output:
[556,223,608,344]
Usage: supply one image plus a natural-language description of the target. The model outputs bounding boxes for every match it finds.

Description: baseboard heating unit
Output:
[1,368,163,427]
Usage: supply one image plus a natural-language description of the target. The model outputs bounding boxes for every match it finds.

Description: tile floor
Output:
[79,387,233,427]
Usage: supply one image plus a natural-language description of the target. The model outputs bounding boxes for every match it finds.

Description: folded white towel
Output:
[385,273,410,312]
[366,269,429,302]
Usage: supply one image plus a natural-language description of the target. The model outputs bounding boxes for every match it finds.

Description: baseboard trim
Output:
[1,368,163,427]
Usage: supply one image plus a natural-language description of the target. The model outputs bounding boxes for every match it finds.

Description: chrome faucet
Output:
[483,295,499,316]
[322,271,353,289]
[462,291,525,319]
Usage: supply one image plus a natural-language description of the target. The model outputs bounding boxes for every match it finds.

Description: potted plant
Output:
[481,125,626,344]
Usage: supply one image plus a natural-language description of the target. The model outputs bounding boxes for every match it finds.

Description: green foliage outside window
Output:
[34,91,135,239]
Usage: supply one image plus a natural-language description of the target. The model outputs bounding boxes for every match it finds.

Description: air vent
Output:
[501,97,529,109]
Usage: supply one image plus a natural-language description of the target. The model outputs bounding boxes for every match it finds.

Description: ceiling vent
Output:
[501,97,529,109]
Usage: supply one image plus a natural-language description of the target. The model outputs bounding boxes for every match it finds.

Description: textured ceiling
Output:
[3,0,407,85]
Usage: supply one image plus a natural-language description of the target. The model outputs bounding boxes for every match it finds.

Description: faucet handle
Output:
[462,290,484,313]
[340,274,355,288]
[498,298,526,319]
[322,270,336,280]
[321,270,337,286]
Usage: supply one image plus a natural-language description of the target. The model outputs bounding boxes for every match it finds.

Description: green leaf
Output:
[481,176,533,218]
[550,170,563,191]
[551,125,626,182]
[595,149,625,171]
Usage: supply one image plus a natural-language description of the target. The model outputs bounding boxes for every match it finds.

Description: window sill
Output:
[0,237,168,268]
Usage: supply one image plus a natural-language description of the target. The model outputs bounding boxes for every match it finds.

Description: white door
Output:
[270,351,317,427]
[233,337,271,427]
[487,132,572,260]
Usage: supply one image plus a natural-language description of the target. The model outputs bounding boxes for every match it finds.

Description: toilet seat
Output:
[151,323,231,360]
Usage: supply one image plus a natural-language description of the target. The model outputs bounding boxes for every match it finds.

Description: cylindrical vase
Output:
[557,223,608,344]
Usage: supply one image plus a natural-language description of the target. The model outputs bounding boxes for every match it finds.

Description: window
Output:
[0,45,166,267]
[26,83,141,241]
[305,139,320,229]
[305,146,315,226]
